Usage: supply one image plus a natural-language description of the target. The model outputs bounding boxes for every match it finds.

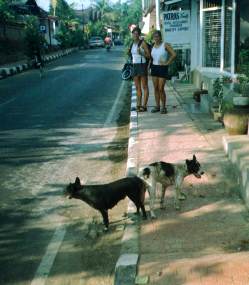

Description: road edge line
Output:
[104,80,125,126]
[30,224,66,285]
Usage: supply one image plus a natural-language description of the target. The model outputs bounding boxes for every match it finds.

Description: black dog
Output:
[65,176,147,230]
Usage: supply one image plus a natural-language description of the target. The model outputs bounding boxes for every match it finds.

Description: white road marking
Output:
[104,80,125,126]
[0,97,17,108]
[51,63,86,71]
[31,225,66,285]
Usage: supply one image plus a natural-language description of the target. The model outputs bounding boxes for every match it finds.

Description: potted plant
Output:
[223,75,249,135]
[222,75,233,90]
[232,75,249,107]
[211,78,223,121]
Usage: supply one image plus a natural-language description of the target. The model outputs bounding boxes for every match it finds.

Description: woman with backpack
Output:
[129,27,150,112]
[150,30,176,114]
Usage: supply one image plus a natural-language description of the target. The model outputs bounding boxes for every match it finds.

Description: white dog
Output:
[138,155,204,218]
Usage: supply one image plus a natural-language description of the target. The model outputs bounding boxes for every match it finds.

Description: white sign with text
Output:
[162,10,191,49]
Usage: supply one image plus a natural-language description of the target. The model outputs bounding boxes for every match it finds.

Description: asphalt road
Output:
[0,47,131,285]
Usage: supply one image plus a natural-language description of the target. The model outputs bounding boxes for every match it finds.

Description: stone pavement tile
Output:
[138,253,249,285]
[137,81,249,284]
[138,92,211,165]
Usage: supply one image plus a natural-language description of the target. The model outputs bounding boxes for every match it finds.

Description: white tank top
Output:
[131,42,146,64]
[151,43,168,65]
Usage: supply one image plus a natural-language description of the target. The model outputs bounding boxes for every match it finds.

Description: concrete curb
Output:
[0,47,78,80]
[114,83,140,285]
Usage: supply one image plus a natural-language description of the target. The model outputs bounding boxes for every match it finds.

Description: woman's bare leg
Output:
[152,76,160,108]
[134,76,142,107]
[141,75,149,108]
[158,78,167,108]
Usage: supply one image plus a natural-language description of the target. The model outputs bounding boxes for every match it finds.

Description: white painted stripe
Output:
[104,80,125,126]
[131,102,137,108]
[125,82,138,173]
[130,120,137,129]
[31,225,66,285]
[0,97,17,107]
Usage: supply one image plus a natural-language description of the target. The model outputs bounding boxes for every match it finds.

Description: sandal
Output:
[136,106,142,112]
[151,107,160,113]
[140,106,148,112]
[160,107,168,114]
[137,106,147,112]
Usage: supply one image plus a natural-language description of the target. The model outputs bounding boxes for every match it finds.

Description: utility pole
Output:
[155,0,160,30]
[51,0,56,33]
[81,2,84,33]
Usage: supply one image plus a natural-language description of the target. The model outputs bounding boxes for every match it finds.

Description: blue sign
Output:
[40,25,46,33]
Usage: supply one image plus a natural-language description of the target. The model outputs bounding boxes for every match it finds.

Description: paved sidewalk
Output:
[136,80,249,284]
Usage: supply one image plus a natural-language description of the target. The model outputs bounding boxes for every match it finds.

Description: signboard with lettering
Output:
[162,10,191,49]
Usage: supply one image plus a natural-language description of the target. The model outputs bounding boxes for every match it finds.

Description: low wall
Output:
[0,23,25,42]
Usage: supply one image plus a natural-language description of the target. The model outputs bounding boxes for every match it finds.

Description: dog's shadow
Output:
[86,212,147,239]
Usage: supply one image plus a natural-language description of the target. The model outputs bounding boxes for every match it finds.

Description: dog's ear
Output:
[193,155,197,161]
[75,177,81,185]
[186,159,190,165]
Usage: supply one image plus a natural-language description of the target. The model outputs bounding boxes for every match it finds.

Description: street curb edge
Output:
[0,47,78,80]
[114,83,139,285]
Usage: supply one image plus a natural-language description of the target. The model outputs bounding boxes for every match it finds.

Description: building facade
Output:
[142,0,249,86]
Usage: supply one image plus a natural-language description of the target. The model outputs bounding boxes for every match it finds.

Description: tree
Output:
[119,0,142,35]
[50,0,75,20]
[24,16,46,58]
[94,0,111,22]
[51,0,86,48]
[85,0,142,43]
[88,20,105,37]
[0,0,15,39]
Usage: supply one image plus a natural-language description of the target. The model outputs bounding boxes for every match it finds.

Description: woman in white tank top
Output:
[129,27,150,112]
[150,30,176,114]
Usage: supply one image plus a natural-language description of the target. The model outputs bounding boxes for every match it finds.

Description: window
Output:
[164,0,190,11]
[203,0,221,8]
[224,0,233,70]
[236,0,249,75]
[203,7,221,67]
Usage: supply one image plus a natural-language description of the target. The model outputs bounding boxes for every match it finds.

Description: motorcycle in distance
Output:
[106,43,111,51]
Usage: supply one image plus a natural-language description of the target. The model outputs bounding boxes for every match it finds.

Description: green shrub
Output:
[24,16,46,58]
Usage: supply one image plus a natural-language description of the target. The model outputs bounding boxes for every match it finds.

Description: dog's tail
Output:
[142,167,151,178]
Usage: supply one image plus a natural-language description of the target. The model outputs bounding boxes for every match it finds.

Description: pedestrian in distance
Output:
[150,30,176,114]
[128,27,150,112]
[33,47,44,78]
